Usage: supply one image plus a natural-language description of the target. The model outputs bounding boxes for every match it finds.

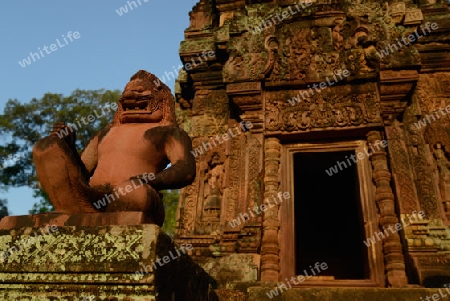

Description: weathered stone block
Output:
[0,223,217,301]
[201,254,260,285]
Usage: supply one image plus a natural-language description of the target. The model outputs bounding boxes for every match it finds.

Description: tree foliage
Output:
[0,89,181,235]
[161,190,180,237]
[0,89,121,192]
[0,199,9,219]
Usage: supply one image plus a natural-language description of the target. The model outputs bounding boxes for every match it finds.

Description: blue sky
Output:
[0,0,197,215]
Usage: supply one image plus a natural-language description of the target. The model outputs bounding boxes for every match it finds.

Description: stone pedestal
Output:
[0,214,217,301]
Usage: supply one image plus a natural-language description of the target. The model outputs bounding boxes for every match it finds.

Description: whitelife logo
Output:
[190,121,252,158]
[376,22,438,58]
[228,192,290,228]
[55,102,118,139]
[250,0,313,34]
[266,262,328,298]
[324,140,388,176]
[92,172,156,209]
[413,105,450,130]
[152,50,216,87]
[18,31,81,68]
[133,244,193,277]
[287,69,350,106]
[362,211,426,247]
[115,0,150,16]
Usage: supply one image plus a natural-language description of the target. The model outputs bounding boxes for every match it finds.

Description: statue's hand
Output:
[50,122,76,146]
[50,122,66,135]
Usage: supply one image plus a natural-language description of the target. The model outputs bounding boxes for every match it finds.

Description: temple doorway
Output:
[293,151,368,279]
[280,141,385,286]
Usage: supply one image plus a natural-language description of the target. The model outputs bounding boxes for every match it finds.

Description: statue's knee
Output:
[33,136,69,161]
[105,181,161,213]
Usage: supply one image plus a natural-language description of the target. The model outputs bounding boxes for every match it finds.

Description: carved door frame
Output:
[279,140,385,287]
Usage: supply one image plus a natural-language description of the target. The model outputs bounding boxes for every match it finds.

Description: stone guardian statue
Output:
[32,70,196,226]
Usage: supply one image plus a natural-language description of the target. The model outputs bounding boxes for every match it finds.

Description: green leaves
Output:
[0,199,9,219]
[161,189,180,237]
[0,89,121,204]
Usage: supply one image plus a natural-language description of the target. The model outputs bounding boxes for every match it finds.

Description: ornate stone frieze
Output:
[265,83,381,133]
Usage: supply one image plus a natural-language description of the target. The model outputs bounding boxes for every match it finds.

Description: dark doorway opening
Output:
[293,151,368,280]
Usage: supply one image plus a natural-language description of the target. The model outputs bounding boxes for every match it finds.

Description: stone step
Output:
[243,287,450,301]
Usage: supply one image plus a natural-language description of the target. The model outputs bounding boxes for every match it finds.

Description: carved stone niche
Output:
[424,122,450,222]
[200,152,226,224]
[179,141,228,237]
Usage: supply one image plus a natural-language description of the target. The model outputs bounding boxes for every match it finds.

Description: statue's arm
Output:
[149,128,196,191]
[80,135,99,177]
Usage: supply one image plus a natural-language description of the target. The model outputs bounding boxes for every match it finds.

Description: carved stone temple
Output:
[1,0,450,300]
[173,0,450,298]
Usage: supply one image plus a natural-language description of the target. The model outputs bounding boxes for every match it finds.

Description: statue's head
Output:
[114,70,176,125]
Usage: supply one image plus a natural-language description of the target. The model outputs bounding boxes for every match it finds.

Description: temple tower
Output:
[175,0,450,289]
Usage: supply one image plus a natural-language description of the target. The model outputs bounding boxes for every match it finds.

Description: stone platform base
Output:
[1,284,157,301]
[216,287,450,301]
[0,211,147,228]
[0,223,217,301]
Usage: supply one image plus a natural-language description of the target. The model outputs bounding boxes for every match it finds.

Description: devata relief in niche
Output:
[202,152,225,221]
[433,144,450,213]
[32,70,196,226]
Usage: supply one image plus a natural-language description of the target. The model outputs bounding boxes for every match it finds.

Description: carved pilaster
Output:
[261,138,281,282]
[385,121,421,214]
[367,131,408,287]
